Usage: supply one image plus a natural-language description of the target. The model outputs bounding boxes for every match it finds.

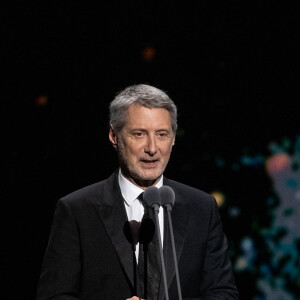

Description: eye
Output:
[132,131,144,138]
[157,132,169,139]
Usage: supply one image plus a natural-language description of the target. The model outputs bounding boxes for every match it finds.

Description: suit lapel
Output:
[93,173,191,298]
[94,172,135,289]
[159,178,191,300]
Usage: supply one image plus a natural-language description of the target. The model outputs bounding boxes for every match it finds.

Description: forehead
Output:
[124,104,172,129]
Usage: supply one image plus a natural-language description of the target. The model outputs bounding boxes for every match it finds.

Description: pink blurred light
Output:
[265,153,291,175]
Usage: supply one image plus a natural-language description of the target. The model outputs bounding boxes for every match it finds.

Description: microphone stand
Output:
[164,203,182,300]
[153,204,169,300]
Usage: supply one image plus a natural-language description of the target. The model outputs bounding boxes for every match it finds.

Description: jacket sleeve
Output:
[199,197,239,300]
[36,199,81,300]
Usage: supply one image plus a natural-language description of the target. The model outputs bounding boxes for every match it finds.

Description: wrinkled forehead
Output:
[124,104,173,130]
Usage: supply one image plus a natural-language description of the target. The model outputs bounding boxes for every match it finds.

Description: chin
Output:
[138,170,163,182]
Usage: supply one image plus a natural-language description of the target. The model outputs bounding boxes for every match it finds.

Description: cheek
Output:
[125,143,143,158]
[162,144,173,156]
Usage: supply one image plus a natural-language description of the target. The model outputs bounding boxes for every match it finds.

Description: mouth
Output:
[139,159,160,168]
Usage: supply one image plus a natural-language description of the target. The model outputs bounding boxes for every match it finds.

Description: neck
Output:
[120,169,161,190]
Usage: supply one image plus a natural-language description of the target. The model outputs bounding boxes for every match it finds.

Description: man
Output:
[37,84,239,299]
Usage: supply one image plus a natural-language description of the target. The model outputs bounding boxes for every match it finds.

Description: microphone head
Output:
[159,185,175,207]
[143,186,161,208]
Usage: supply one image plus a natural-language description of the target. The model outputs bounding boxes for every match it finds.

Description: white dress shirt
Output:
[118,169,164,261]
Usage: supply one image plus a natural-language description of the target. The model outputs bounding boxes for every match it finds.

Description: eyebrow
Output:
[130,128,171,133]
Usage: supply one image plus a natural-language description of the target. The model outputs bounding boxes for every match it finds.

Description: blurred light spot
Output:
[211,191,225,207]
[228,206,241,218]
[35,95,48,107]
[241,237,254,252]
[260,264,272,278]
[286,178,298,188]
[282,208,295,217]
[282,137,292,149]
[241,155,264,167]
[295,190,300,200]
[235,257,248,271]
[266,197,276,206]
[265,153,291,175]
[269,141,282,153]
[215,156,225,168]
[142,46,156,62]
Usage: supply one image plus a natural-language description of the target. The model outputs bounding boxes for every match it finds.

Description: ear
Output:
[109,125,118,149]
[172,136,175,146]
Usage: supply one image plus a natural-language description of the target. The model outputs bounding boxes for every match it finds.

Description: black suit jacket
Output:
[37,171,239,300]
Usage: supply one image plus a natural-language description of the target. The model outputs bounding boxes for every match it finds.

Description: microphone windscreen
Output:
[143,186,161,208]
[159,185,175,207]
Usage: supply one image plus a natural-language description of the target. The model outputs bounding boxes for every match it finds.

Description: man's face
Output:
[109,104,175,189]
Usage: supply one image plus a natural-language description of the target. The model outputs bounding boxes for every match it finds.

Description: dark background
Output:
[3,1,300,299]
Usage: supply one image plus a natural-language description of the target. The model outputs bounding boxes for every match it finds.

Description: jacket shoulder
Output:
[164,178,211,198]
[164,178,215,207]
[59,172,117,207]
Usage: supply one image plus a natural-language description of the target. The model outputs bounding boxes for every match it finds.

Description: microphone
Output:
[143,186,169,300]
[159,186,182,300]
[143,186,161,213]
[160,185,175,211]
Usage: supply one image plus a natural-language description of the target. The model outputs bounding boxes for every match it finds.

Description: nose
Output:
[144,134,157,156]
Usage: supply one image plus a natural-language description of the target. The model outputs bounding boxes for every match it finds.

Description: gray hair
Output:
[109,84,177,133]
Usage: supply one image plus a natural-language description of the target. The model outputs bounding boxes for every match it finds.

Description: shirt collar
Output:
[118,169,163,207]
